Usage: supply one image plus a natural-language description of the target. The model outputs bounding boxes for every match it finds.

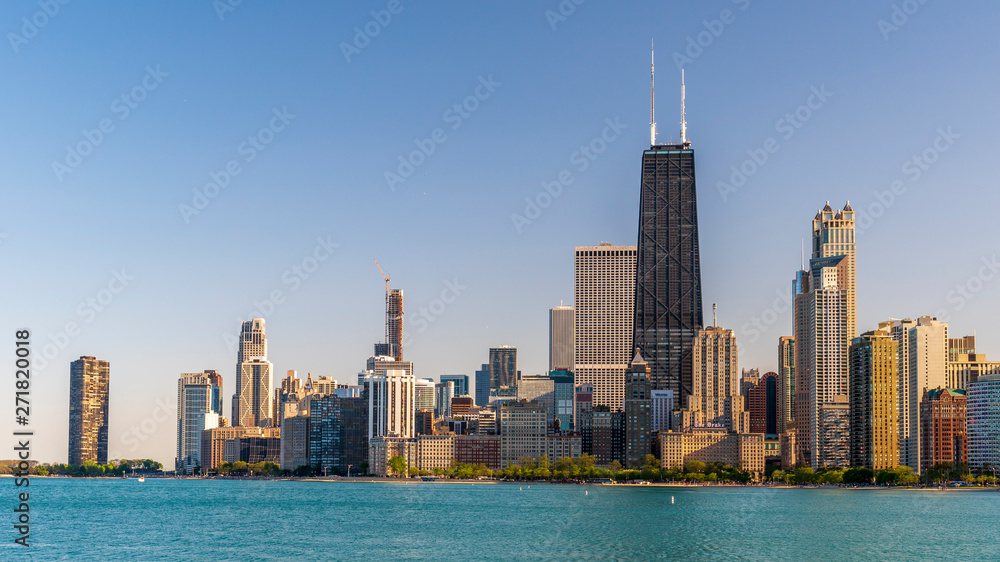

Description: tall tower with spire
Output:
[633,52,704,404]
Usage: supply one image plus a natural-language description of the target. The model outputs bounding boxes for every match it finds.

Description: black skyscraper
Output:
[632,60,703,402]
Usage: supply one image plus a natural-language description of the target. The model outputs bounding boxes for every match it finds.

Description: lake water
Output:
[7,478,999,560]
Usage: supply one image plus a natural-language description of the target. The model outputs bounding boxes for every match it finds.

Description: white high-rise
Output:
[549,305,575,371]
[238,358,274,427]
[366,356,415,439]
[574,243,636,410]
[176,373,219,474]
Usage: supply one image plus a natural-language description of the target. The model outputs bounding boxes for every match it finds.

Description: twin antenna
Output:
[650,40,687,147]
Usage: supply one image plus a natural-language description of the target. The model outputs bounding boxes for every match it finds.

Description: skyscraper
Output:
[434,381,455,418]
[549,305,575,371]
[489,346,517,397]
[748,372,782,437]
[414,378,436,412]
[632,63,703,403]
[966,374,1000,471]
[441,374,469,398]
[686,326,744,432]
[68,356,110,465]
[204,370,223,419]
[234,318,267,425]
[794,202,855,469]
[624,351,653,469]
[474,364,490,406]
[387,288,404,361]
[177,373,220,474]
[238,358,274,427]
[778,336,795,430]
[366,356,415,439]
[574,243,636,410]
[848,330,899,470]
[920,387,967,470]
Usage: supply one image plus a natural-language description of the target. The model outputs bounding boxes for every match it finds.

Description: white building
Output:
[177,373,220,474]
[366,356,415,439]
[574,243,636,410]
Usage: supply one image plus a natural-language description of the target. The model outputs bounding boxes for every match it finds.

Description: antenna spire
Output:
[650,39,656,146]
[680,69,687,144]
[713,303,718,328]
[800,239,804,269]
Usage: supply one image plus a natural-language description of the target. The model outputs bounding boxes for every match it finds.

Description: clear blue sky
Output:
[2,0,999,464]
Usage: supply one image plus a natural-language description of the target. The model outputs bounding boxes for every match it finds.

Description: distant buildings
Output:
[574,243,636,410]
[489,346,518,398]
[455,434,500,470]
[177,372,220,474]
[794,202,855,470]
[68,356,110,465]
[238,358,274,427]
[947,335,1000,389]
[499,400,547,468]
[549,305,575,371]
[778,336,795,431]
[441,374,469,398]
[686,326,743,432]
[200,426,280,470]
[747,372,781,437]
[234,318,267,426]
[435,381,455,418]
[414,378,435,413]
[658,429,765,477]
[474,364,490,406]
[366,356,415,439]
[967,374,1000,471]
[650,390,674,433]
[849,330,899,470]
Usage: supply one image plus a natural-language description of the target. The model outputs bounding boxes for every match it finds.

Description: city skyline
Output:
[5,2,1000,466]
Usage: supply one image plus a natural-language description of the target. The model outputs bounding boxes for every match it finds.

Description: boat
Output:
[137,476,145,482]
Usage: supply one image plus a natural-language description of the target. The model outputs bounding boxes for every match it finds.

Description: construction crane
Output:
[374,259,390,347]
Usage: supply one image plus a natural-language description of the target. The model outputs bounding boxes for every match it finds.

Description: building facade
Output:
[574,243,636,410]
[794,202,855,469]
[920,387,967,470]
[779,336,795,430]
[234,318,267,425]
[237,358,274,428]
[68,356,110,465]
[747,372,782,437]
[474,364,490,406]
[489,346,518,397]
[177,372,220,474]
[441,374,469,398]
[967,374,1000,471]
[549,305,575,372]
[624,352,653,469]
[658,428,765,477]
[848,330,899,470]
[455,435,501,470]
[499,400,548,468]
[687,326,743,432]
[366,356,415,439]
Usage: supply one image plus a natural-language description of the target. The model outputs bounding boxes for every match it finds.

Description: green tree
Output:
[642,454,660,472]
[608,460,622,473]
[388,455,407,477]
[685,460,706,474]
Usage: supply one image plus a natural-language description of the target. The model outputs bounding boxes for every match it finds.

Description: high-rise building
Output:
[414,378,436,413]
[576,384,594,454]
[574,243,636,410]
[624,351,653,469]
[549,305,575,371]
[748,372,782,437]
[778,336,795,429]
[309,394,343,475]
[946,336,1000,389]
[68,356,110,465]
[386,288,404,361]
[848,330,899,470]
[441,374,469,398]
[633,68,703,403]
[474,364,490,406]
[686,326,744,432]
[651,389,674,432]
[204,370,223,418]
[592,407,624,466]
[965,375,1000,470]
[794,202,855,469]
[434,381,455,418]
[488,346,518,397]
[237,358,274,428]
[880,316,948,472]
[920,387,967,470]
[234,318,267,426]
[177,373,220,474]
[280,413,310,472]
[741,368,761,396]
[366,356,415,439]
[966,374,1000,471]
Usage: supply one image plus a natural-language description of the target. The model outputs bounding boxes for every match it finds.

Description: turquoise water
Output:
[7,478,999,560]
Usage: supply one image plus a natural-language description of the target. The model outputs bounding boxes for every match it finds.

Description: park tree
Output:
[388,455,407,477]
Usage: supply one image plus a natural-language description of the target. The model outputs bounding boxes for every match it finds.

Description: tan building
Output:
[68,356,111,465]
[687,326,745,432]
[201,426,280,470]
[547,434,582,461]
[499,400,547,467]
[550,305,575,371]
[369,436,417,476]
[947,336,1000,389]
[574,243,636,410]
[415,434,455,472]
[780,429,796,469]
[779,336,795,431]
[658,428,765,477]
[849,330,899,470]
